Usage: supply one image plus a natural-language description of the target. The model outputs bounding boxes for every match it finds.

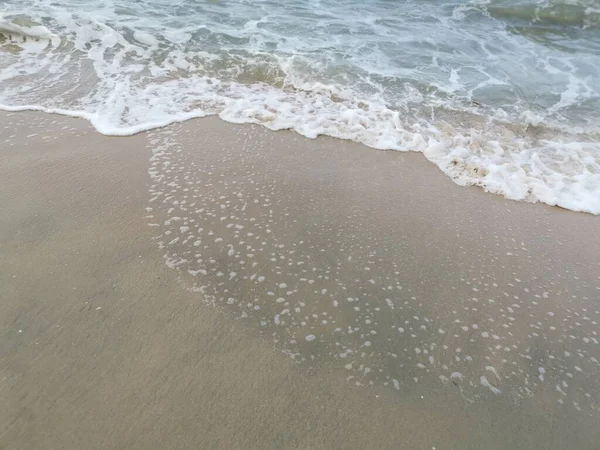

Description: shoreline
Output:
[1,102,599,216]
[1,110,599,449]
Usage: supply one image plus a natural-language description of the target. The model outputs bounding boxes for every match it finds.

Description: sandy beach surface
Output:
[1,110,599,449]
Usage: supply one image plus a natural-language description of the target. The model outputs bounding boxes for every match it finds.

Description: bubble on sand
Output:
[146,123,600,411]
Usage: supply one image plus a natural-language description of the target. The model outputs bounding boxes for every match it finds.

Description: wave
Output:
[0,5,599,215]
[0,16,56,41]
[486,0,600,27]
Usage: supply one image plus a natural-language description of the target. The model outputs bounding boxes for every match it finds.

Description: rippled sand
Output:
[1,111,599,449]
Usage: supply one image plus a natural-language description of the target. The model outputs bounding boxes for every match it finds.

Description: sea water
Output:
[1,0,599,213]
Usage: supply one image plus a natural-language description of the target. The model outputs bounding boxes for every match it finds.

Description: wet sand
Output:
[1,111,599,449]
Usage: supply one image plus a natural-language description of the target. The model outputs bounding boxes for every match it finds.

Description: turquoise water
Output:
[1,0,599,213]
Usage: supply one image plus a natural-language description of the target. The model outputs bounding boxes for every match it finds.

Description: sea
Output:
[1,0,599,213]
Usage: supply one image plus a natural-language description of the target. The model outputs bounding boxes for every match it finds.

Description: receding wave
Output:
[0,1,599,214]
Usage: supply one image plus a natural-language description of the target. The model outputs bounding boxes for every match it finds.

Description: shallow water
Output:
[1,0,599,212]
[145,121,600,410]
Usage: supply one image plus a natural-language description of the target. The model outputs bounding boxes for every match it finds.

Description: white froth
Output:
[1,1,599,213]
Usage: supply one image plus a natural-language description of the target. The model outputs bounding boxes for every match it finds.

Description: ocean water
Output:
[1,0,599,213]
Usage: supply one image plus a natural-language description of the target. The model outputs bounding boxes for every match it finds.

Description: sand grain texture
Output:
[1,112,599,450]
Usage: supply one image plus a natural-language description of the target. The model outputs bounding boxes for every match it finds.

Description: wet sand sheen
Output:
[1,111,599,449]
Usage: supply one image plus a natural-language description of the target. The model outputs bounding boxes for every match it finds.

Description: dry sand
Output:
[1,111,599,449]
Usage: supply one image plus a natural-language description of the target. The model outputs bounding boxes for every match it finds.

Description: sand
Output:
[1,111,599,449]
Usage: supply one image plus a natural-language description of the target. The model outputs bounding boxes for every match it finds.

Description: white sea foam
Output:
[1,0,599,214]
[0,15,57,40]
[136,118,600,407]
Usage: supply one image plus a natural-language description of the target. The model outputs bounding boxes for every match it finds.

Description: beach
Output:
[1,110,599,449]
